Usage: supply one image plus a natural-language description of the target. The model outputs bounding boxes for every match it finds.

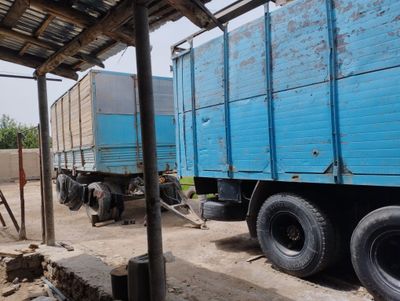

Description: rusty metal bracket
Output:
[160,184,206,229]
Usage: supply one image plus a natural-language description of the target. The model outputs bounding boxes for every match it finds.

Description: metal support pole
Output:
[17,132,27,240]
[134,2,166,301]
[37,74,55,246]
[38,124,46,244]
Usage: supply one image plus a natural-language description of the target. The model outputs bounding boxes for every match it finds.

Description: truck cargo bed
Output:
[173,0,400,187]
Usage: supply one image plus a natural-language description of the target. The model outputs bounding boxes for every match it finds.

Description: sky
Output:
[0,1,274,126]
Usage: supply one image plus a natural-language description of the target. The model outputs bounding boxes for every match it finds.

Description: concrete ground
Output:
[0,181,373,301]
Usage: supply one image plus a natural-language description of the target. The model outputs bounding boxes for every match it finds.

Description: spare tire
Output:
[351,206,400,301]
[201,200,247,221]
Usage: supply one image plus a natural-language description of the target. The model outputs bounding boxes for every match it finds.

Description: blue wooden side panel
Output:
[54,148,95,171]
[174,54,195,176]
[335,0,400,78]
[274,83,333,174]
[228,18,266,101]
[196,106,227,174]
[230,96,270,173]
[194,37,224,108]
[173,0,400,187]
[271,0,329,91]
[96,114,176,174]
[338,67,400,175]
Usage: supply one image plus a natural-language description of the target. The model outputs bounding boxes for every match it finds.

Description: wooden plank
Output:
[50,105,58,152]
[70,85,81,148]
[34,15,55,38]
[62,95,72,151]
[165,0,216,29]
[35,0,134,76]
[79,74,94,147]
[2,0,29,28]
[55,102,63,151]
[18,43,31,56]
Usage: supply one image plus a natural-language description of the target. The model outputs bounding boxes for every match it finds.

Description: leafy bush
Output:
[0,114,39,149]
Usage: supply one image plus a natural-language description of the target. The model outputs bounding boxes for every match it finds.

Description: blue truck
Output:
[50,70,189,224]
[172,0,400,299]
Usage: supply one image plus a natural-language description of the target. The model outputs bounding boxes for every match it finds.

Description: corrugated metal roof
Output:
[0,0,209,79]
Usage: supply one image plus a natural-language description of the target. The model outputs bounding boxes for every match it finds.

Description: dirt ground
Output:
[0,180,373,301]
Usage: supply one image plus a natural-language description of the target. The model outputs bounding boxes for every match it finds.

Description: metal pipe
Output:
[36,74,55,246]
[17,132,27,240]
[0,73,62,81]
[134,2,166,301]
[38,124,46,244]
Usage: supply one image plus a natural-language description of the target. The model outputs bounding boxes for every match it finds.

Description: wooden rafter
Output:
[29,0,135,46]
[0,24,104,67]
[0,46,77,79]
[35,0,134,76]
[18,15,54,56]
[34,14,55,38]
[2,0,29,28]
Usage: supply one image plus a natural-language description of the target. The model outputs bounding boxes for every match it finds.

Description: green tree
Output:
[0,114,39,149]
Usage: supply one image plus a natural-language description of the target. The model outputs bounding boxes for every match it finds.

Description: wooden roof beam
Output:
[35,0,134,76]
[0,46,77,79]
[2,0,29,28]
[165,0,219,29]
[29,0,135,46]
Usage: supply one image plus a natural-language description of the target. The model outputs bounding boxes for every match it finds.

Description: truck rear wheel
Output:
[256,193,336,277]
[86,182,113,222]
[351,206,400,301]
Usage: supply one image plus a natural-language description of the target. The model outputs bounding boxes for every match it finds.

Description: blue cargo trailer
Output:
[51,70,176,175]
[172,0,400,299]
[50,70,186,224]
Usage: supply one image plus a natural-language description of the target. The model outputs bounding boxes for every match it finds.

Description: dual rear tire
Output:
[257,194,338,277]
[351,206,400,301]
[256,193,400,300]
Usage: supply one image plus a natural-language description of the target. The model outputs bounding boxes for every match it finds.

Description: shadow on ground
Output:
[212,232,261,256]
[211,232,364,294]
[168,257,295,301]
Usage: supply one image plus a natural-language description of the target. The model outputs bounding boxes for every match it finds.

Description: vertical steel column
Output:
[17,132,26,240]
[37,74,55,246]
[134,3,166,301]
[38,124,46,244]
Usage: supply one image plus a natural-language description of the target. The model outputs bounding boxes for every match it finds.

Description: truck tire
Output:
[56,174,84,211]
[257,193,336,277]
[351,206,400,301]
[201,200,247,221]
[86,182,113,222]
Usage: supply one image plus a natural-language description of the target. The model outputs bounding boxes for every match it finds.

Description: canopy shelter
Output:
[0,0,272,299]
